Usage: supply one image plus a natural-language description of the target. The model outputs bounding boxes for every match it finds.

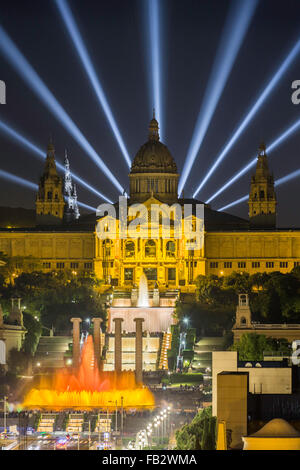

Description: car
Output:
[55,439,67,450]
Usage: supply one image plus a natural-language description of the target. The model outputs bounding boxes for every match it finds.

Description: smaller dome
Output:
[251,419,300,438]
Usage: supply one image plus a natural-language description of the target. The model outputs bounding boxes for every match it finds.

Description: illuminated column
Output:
[113,318,123,373]
[134,318,144,384]
[71,318,82,368]
[92,317,103,368]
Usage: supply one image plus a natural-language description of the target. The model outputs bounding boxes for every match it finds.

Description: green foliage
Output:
[231,333,291,361]
[175,406,216,450]
[23,312,42,355]
[192,270,300,330]
[175,300,234,336]
[182,349,194,367]
[0,269,106,331]
[168,324,180,371]
[186,328,196,349]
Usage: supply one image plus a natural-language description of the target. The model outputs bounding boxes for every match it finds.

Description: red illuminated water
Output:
[23,335,155,410]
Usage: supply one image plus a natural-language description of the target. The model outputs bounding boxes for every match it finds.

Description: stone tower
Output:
[248,143,277,228]
[234,293,252,328]
[36,140,65,225]
[63,150,80,223]
[129,111,179,204]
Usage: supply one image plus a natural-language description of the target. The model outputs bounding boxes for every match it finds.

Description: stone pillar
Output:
[113,318,123,373]
[71,318,82,368]
[92,317,103,368]
[134,318,144,384]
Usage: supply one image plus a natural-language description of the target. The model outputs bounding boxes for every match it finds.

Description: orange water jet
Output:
[23,335,155,411]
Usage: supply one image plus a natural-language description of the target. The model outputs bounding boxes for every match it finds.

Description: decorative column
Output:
[92,318,103,368]
[134,318,144,384]
[113,318,123,373]
[71,318,82,368]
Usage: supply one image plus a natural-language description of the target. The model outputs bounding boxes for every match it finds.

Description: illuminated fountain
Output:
[137,272,149,307]
[22,335,154,411]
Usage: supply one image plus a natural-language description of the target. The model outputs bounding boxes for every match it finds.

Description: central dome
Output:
[131,114,177,174]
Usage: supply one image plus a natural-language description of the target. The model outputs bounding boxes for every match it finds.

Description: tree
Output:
[23,312,42,355]
[175,406,216,450]
[231,333,290,361]
[0,269,106,332]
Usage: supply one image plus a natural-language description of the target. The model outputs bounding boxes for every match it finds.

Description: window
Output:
[145,240,156,257]
[84,262,93,269]
[224,262,232,269]
[252,262,260,268]
[144,268,157,280]
[210,262,218,268]
[266,262,274,268]
[125,241,135,258]
[47,191,52,200]
[56,262,65,269]
[294,262,300,267]
[166,241,176,258]
[43,262,51,269]
[280,261,288,268]
[124,268,134,281]
[238,262,246,269]
[102,240,112,258]
[168,268,176,281]
[71,262,79,269]
[259,190,265,199]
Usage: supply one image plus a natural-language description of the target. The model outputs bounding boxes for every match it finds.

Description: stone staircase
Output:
[37,413,56,433]
[159,332,172,369]
[94,413,111,434]
[35,336,72,368]
[66,413,84,433]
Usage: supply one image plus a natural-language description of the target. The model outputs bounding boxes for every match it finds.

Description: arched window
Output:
[240,316,247,326]
[125,241,135,258]
[102,239,112,258]
[145,240,156,257]
[47,191,52,200]
[166,240,176,257]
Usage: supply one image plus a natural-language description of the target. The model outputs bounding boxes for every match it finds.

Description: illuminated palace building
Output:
[1,115,300,294]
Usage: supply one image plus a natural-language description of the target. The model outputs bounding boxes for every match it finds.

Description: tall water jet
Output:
[22,335,155,411]
[138,272,149,307]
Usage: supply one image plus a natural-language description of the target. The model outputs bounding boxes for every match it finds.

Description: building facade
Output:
[0,116,300,293]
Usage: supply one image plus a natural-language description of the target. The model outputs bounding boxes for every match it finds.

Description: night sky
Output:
[0,0,300,227]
